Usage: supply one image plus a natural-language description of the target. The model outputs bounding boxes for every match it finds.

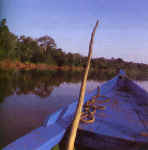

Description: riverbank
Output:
[1,59,148,80]
[0,59,84,71]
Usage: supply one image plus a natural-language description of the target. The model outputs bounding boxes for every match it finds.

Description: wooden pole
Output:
[66,20,99,150]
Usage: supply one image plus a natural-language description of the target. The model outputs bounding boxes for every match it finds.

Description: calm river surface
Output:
[0,70,148,148]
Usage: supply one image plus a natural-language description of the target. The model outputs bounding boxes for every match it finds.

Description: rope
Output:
[80,87,110,124]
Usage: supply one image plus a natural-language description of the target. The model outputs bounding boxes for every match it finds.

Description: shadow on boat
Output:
[59,127,148,150]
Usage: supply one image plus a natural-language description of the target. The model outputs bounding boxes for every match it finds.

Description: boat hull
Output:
[76,70,148,149]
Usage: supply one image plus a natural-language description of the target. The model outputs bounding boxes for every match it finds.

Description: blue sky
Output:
[1,0,148,63]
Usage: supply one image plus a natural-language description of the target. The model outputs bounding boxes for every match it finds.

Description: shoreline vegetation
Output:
[0,18,148,80]
[0,59,84,71]
[0,59,148,80]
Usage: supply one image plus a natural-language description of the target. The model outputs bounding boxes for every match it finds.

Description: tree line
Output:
[0,18,148,79]
[0,18,85,66]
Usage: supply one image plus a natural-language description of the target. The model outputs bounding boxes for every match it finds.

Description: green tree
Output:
[0,18,17,59]
[17,36,41,62]
[37,35,56,54]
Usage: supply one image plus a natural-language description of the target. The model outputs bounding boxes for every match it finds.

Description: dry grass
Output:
[0,59,84,71]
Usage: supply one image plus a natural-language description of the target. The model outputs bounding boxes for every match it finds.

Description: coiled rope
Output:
[80,86,110,124]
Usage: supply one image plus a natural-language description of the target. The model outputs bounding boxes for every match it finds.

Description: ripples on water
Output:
[0,70,148,148]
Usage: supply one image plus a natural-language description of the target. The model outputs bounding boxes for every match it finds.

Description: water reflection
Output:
[0,70,83,103]
[0,69,120,103]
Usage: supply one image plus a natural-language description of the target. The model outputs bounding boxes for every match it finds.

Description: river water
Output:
[0,70,148,148]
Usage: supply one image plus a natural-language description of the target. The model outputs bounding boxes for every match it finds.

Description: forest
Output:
[0,18,148,80]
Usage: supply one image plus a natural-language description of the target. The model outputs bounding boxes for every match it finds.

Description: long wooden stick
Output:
[66,20,99,150]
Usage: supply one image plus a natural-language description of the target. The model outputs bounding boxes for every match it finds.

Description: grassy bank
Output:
[0,59,84,71]
[1,59,148,80]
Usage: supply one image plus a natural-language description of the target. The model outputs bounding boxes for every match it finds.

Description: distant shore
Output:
[0,59,84,71]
